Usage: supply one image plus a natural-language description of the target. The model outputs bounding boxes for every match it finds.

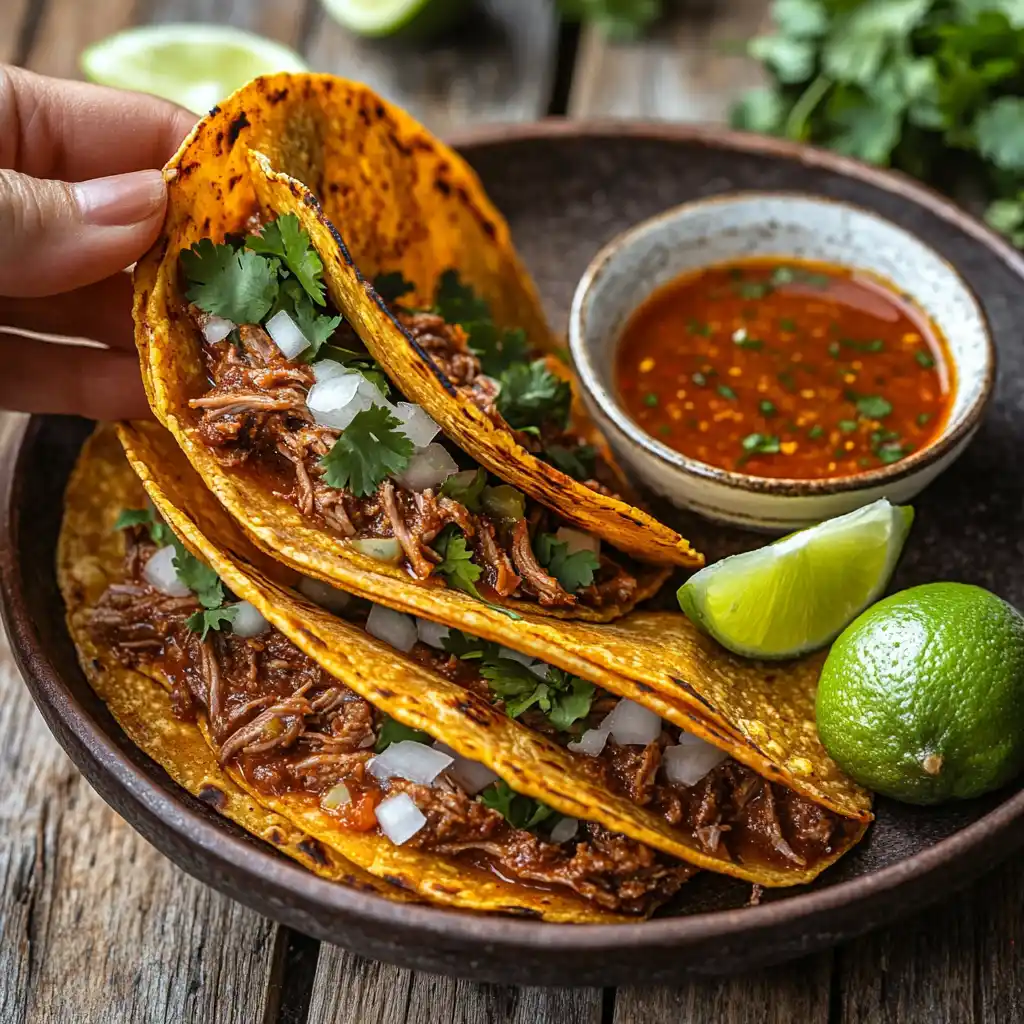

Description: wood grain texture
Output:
[0,408,285,1024]
[306,947,603,1024]
[303,0,558,136]
[569,0,771,121]
[613,956,832,1024]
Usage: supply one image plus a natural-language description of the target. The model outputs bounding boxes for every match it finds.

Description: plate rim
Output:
[5,120,1024,971]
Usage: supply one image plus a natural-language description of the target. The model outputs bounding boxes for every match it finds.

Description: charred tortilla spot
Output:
[269,87,289,104]
[384,874,414,890]
[91,658,102,672]
[434,178,452,196]
[375,103,385,119]
[503,907,544,919]
[227,112,250,147]
[298,837,329,866]
[198,784,227,810]
[266,828,284,845]
[481,220,497,239]
[432,883,461,895]
[634,681,653,693]
[673,677,718,715]
[328,182,340,194]
[376,687,395,699]
[458,700,493,726]
[227,174,242,192]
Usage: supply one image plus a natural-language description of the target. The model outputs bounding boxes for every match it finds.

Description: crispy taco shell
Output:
[133,74,697,632]
[60,426,630,921]
[119,420,868,885]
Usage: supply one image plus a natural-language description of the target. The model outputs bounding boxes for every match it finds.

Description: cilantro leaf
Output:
[114,506,174,547]
[975,97,1024,172]
[434,269,490,325]
[544,669,596,732]
[275,280,342,361]
[373,271,416,305]
[533,533,600,593]
[374,715,433,753]
[246,214,325,305]
[180,239,279,325]
[172,544,225,609]
[441,629,500,661]
[856,395,893,420]
[478,780,558,831]
[440,468,487,511]
[320,406,414,497]
[186,605,238,641]
[431,525,483,597]
[497,360,571,431]
[542,443,597,481]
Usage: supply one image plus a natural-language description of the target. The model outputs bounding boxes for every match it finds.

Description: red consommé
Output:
[615,258,953,480]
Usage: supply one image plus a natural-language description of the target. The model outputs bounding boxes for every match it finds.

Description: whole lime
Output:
[816,582,1024,805]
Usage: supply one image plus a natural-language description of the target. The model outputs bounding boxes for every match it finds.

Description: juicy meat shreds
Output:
[397,312,478,388]
[510,518,574,606]
[474,520,521,597]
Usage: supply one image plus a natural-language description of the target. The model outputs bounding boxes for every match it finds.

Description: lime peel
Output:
[678,499,914,660]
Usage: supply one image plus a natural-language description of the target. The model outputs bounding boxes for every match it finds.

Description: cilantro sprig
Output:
[320,406,414,497]
[533,533,600,593]
[733,0,1024,246]
[478,780,560,831]
[496,360,572,432]
[374,715,433,753]
[431,525,484,597]
[115,506,173,547]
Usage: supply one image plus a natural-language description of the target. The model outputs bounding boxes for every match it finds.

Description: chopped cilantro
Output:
[432,525,483,597]
[373,271,415,305]
[320,406,414,497]
[186,605,238,641]
[478,780,558,832]
[917,412,932,427]
[778,370,797,392]
[915,350,936,369]
[374,715,432,753]
[759,400,776,417]
[740,433,781,455]
[533,533,600,593]
[735,280,772,300]
[172,545,225,610]
[434,269,490,324]
[271,278,341,361]
[180,239,279,325]
[442,629,499,661]
[733,336,764,350]
[717,384,737,400]
[692,371,708,387]
[114,506,173,547]
[838,419,858,434]
[496,360,571,431]
[479,657,595,731]
[440,468,487,511]
[808,424,824,440]
[827,341,841,358]
[246,214,324,305]
[779,317,797,332]
[543,443,597,481]
[643,392,659,407]
[687,318,712,336]
[842,337,885,353]
[856,395,893,420]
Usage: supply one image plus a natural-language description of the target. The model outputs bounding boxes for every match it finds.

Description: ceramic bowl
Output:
[569,192,996,531]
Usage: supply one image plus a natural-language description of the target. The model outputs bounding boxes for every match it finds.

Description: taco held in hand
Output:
[134,74,699,627]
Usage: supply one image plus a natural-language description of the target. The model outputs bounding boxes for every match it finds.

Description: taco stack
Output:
[57,74,872,920]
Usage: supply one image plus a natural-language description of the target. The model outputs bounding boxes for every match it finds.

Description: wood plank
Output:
[23,0,307,79]
[569,0,772,122]
[307,947,603,1024]
[833,858,1024,1024]
[0,413,288,1023]
[303,0,558,136]
[613,956,832,1024]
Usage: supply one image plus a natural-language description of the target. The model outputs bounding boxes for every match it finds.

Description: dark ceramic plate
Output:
[5,124,1024,987]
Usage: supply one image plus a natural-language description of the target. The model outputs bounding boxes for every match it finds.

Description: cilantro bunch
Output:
[733,0,1024,241]
[180,213,341,359]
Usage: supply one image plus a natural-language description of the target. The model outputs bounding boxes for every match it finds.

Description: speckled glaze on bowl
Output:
[570,193,996,531]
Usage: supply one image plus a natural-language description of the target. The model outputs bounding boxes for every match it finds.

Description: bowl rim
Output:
[6,119,1024,972]
[568,189,997,498]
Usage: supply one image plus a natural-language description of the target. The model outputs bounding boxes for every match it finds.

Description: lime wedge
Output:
[678,499,915,660]
[320,0,470,38]
[80,24,308,114]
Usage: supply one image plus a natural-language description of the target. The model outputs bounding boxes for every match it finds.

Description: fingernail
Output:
[73,169,167,227]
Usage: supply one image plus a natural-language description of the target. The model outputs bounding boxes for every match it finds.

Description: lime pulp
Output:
[677,499,914,659]
[80,24,308,114]
[319,0,471,38]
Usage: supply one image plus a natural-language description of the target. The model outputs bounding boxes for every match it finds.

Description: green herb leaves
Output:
[534,533,600,593]
[181,241,278,325]
[479,780,557,830]
[431,525,483,597]
[320,406,414,497]
[855,395,893,420]
[246,215,325,304]
[374,715,432,753]
[496,359,571,431]
[741,433,781,456]
[114,506,173,547]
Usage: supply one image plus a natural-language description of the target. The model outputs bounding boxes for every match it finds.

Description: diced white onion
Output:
[350,536,403,564]
[393,442,458,491]
[433,741,499,795]
[202,315,235,344]
[306,372,364,429]
[375,792,427,845]
[567,727,610,757]
[498,646,549,679]
[313,359,348,382]
[550,816,579,844]
[297,576,351,613]
[266,309,310,359]
[369,740,453,786]
[663,734,729,788]
[394,402,440,448]
[555,527,600,557]
[143,545,191,597]
[230,600,271,637]
[321,781,352,810]
[416,618,450,650]
[604,699,662,746]
[366,604,418,652]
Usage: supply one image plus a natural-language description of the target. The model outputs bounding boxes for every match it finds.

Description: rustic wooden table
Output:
[1,2,1022,1021]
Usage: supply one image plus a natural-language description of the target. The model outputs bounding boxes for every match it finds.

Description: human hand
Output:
[0,66,195,418]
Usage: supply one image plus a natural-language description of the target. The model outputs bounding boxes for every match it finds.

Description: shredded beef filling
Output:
[184,307,638,609]
[88,531,691,913]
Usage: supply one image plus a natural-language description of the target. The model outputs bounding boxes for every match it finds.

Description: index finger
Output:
[0,65,198,181]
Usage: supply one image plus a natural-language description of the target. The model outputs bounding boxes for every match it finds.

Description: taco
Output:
[134,74,699,629]
[116,419,868,891]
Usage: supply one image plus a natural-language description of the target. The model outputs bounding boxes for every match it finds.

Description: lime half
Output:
[320,0,470,38]
[81,24,308,114]
[678,499,914,659]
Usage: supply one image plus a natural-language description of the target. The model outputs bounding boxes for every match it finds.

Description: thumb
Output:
[0,168,167,298]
